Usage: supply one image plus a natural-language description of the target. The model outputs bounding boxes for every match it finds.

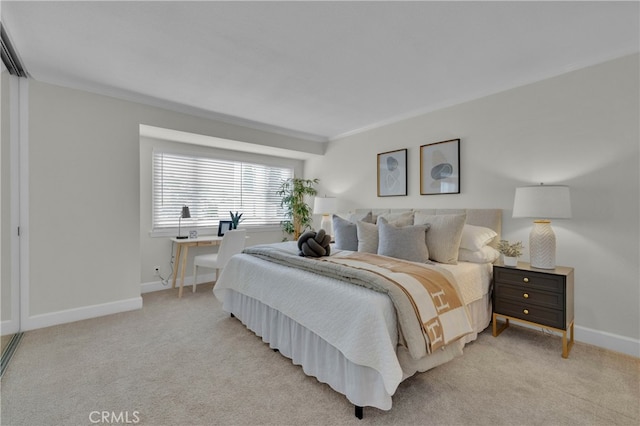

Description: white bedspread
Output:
[435,261,493,305]
[214,251,403,395]
[214,245,493,399]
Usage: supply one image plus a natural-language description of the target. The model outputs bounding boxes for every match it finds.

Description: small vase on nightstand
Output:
[503,256,518,267]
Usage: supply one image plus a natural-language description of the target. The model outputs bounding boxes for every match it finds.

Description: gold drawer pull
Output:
[523,309,529,315]
[523,293,529,299]
[523,277,529,283]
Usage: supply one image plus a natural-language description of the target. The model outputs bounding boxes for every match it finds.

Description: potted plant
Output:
[229,211,243,229]
[277,178,318,240]
[497,240,523,267]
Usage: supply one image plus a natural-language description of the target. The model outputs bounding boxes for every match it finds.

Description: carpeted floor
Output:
[1,282,638,425]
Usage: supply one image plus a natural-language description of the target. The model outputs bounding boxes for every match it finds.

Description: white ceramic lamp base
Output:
[320,214,333,239]
[529,220,556,269]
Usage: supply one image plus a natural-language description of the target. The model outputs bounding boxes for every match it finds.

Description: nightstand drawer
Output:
[494,298,565,329]
[494,284,564,310]
[494,268,564,293]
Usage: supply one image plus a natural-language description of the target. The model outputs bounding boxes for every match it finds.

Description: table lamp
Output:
[313,197,337,238]
[512,184,571,269]
[176,205,191,239]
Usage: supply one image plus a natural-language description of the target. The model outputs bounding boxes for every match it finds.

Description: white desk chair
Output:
[192,229,247,292]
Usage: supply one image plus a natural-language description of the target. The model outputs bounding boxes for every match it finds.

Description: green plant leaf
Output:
[277,178,319,238]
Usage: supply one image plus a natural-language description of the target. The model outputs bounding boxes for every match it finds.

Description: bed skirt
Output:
[224,290,393,409]
[220,290,491,411]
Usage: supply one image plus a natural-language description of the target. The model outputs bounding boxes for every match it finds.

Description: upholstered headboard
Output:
[352,208,502,248]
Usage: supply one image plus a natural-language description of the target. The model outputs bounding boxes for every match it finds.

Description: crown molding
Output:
[31,73,330,144]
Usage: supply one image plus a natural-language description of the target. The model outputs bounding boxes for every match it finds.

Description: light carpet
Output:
[1,282,638,425]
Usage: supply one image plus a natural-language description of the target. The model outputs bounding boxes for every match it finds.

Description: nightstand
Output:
[492,262,575,358]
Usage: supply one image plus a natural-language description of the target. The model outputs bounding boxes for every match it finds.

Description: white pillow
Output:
[458,246,501,264]
[459,224,498,251]
[413,213,466,264]
[356,221,379,253]
[376,211,414,227]
[346,211,373,223]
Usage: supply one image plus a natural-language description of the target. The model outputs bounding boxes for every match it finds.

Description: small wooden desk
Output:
[171,236,222,298]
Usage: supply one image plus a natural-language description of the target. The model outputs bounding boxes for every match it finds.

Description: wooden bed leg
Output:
[230,313,235,318]
[355,406,363,420]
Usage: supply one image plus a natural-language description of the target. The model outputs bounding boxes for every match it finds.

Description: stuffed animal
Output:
[297,229,331,257]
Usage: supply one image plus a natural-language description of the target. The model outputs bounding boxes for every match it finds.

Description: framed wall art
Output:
[377,148,407,197]
[420,139,460,195]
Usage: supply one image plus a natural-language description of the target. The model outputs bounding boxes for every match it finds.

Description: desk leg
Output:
[178,246,189,298]
[172,244,181,289]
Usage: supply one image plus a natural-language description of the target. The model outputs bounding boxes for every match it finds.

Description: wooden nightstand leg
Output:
[492,313,509,337]
[178,246,189,298]
[172,244,182,289]
[562,321,575,359]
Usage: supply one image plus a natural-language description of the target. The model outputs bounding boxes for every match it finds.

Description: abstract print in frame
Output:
[420,139,460,195]
[377,148,407,197]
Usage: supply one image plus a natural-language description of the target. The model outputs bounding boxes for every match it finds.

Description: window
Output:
[152,151,293,231]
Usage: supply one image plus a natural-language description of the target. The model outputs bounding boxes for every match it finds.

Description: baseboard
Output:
[141,280,173,294]
[502,320,639,358]
[1,319,20,336]
[21,296,143,332]
[141,272,217,294]
[15,274,218,332]
[574,325,640,358]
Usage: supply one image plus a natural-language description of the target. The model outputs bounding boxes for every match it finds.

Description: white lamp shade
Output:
[313,197,337,215]
[512,185,572,219]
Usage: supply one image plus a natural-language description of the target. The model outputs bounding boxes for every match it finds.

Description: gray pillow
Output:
[333,212,373,251]
[377,217,430,262]
[413,213,466,264]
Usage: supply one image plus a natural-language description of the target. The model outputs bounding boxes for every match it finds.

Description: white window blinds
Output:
[152,151,293,230]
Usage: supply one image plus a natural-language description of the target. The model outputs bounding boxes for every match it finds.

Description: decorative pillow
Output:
[459,224,498,251]
[332,215,357,250]
[458,246,501,264]
[376,211,414,227]
[356,220,379,253]
[333,212,373,251]
[413,213,466,264]
[377,217,430,262]
[297,229,331,257]
[346,211,374,223]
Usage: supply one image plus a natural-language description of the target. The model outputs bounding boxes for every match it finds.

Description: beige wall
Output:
[307,54,640,347]
[24,79,317,326]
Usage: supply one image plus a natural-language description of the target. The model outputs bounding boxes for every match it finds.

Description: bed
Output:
[213,208,501,418]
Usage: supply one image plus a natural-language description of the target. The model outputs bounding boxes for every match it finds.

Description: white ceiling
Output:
[2,1,639,142]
